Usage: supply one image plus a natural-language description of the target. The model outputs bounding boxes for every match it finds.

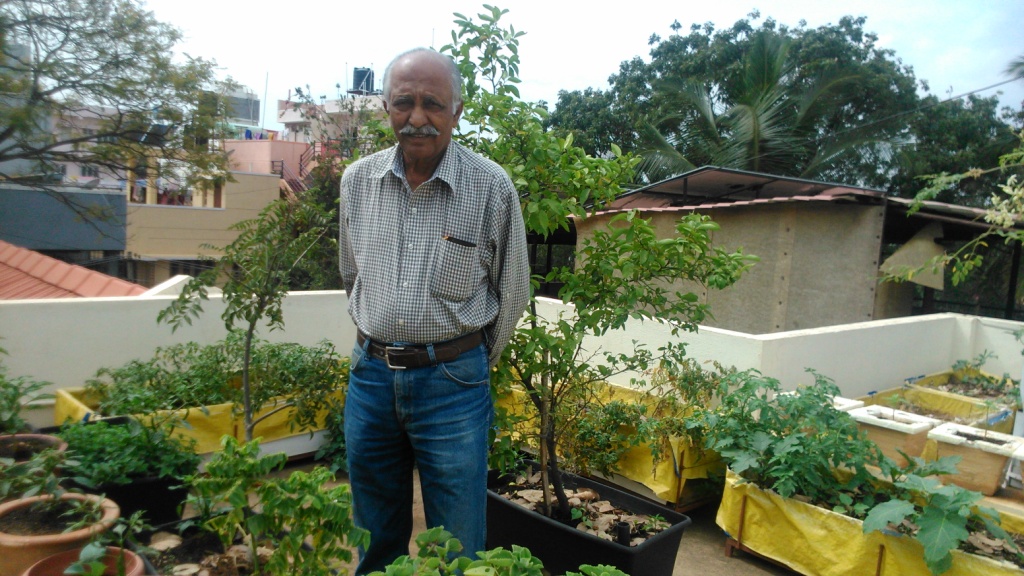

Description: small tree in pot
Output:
[444,6,755,522]
[158,198,339,441]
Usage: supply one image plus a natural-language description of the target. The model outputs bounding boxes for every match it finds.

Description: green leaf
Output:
[863,499,915,534]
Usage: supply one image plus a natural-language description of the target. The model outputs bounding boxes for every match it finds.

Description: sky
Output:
[143,0,1024,131]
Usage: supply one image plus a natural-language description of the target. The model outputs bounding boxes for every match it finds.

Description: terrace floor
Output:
[271,460,796,576]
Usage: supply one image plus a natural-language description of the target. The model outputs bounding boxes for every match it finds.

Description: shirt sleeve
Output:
[485,174,531,367]
[338,170,357,295]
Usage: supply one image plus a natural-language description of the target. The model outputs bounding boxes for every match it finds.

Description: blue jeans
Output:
[344,338,493,575]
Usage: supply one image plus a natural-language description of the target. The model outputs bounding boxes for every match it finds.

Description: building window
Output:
[80,165,99,178]
[170,259,213,278]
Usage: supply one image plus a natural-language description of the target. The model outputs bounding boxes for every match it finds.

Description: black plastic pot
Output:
[67,475,187,526]
[487,468,691,576]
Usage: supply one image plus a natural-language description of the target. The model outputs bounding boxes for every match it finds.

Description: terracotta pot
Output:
[0,492,120,575]
[0,433,68,462]
[21,545,144,576]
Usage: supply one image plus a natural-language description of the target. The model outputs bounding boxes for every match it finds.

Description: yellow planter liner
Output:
[54,387,341,454]
[859,373,1016,434]
[495,383,721,504]
[717,470,1023,576]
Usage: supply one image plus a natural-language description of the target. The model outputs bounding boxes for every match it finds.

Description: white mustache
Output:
[399,124,440,136]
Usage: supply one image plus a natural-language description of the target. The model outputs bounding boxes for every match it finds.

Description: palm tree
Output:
[637,32,879,183]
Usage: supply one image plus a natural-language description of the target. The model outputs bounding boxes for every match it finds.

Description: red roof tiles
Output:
[0,240,147,299]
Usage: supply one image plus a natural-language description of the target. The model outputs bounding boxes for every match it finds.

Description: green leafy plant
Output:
[313,407,348,474]
[84,332,347,438]
[686,367,1024,574]
[65,512,150,576]
[688,369,884,507]
[947,352,1019,405]
[864,456,1022,575]
[0,446,65,501]
[184,436,368,575]
[443,7,755,522]
[158,198,339,441]
[368,527,631,576]
[368,527,630,576]
[0,347,52,434]
[85,338,239,415]
[58,418,200,487]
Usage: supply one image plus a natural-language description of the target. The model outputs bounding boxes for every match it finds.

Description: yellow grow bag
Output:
[860,376,1015,434]
[54,386,342,455]
[495,382,721,504]
[717,469,1023,576]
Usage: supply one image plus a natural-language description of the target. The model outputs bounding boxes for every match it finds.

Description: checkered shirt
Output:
[339,141,530,366]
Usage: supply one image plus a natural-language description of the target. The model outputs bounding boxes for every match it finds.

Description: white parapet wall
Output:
[3,291,1022,427]
[538,296,1024,398]
[0,290,355,428]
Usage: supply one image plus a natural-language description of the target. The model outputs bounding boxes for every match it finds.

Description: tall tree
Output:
[889,94,1020,206]
[550,13,922,186]
[636,31,876,181]
[635,15,919,184]
[0,0,232,192]
[545,87,636,157]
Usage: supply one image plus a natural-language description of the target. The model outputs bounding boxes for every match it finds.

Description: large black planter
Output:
[67,475,187,527]
[487,470,691,576]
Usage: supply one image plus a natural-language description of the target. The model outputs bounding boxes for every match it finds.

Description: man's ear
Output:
[454,101,464,122]
[383,99,390,114]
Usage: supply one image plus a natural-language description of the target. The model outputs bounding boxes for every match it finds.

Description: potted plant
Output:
[56,417,201,526]
[22,541,145,576]
[369,526,631,576]
[22,512,150,576]
[848,403,943,466]
[926,421,1024,495]
[158,198,340,443]
[689,368,1024,575]
[0,348,63,462]
[0,453,121,576]
[55,332,348,455]
[859,353,1019,434]
[151,436,367,575]
[442,9,753,576]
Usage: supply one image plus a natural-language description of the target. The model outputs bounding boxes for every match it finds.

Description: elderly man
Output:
[338,47,530,574]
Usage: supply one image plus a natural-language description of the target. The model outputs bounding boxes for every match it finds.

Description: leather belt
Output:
[357,330,484,370]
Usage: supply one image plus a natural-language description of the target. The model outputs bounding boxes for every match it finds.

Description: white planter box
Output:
[849,405,942,466]
[928,422,1024,495]
[833,396,864,412]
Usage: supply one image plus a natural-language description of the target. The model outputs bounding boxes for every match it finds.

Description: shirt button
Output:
[411,208,418,214]
[407,243,413,249]
[398,319,406,326]
[403,282,409,288]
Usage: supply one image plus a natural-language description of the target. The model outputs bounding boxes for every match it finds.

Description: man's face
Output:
[384,53,463,168]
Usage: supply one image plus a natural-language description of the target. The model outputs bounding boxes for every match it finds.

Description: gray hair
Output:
[382,48,463,111]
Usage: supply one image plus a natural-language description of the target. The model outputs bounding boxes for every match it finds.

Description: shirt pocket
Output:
[430,235,480,302]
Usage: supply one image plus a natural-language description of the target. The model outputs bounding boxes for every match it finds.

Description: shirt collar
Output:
[380,141,462,189]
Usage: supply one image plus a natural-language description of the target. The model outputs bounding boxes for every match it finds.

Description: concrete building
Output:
[583,166,1024,334]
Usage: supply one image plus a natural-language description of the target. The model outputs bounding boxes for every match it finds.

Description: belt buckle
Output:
[385,346,408,370]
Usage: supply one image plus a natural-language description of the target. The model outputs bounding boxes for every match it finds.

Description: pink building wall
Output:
[224,140,309,178]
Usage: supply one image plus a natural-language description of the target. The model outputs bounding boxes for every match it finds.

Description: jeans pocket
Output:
[439,346,489,388]
[350,343,367,373]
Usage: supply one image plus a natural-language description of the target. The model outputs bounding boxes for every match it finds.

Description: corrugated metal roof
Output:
[0,240,146,299]
[604,167,1012,233]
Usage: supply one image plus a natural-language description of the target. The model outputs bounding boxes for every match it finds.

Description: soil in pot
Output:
[0,434,67,462]
[494,469,673,545]
[0,499,80,536]
[488,463,691,576]
[0,493,120,576]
